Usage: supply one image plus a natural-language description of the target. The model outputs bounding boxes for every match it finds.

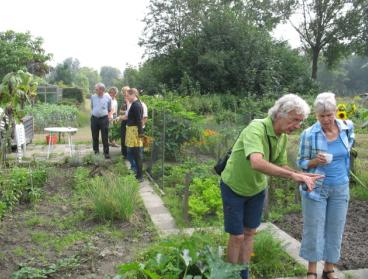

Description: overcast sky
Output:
[1,0,300,73]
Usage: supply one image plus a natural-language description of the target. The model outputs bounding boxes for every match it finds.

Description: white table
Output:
[44,127,78,159]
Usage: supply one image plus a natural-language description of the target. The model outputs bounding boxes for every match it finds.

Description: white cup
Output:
[320,152,333,164]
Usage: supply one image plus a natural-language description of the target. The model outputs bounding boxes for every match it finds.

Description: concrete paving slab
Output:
[342,268,368,279]
[261,223,345,279]
[123,160,178,235]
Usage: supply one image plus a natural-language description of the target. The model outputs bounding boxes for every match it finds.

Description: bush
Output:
[62,87,84,104]
[87,175,139,222]
[142,94,202,161]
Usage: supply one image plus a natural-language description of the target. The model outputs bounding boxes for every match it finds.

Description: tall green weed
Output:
[251,231,306,278]
[87,175,139,222]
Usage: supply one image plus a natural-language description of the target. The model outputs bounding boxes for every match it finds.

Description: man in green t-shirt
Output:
[220,94,324,279]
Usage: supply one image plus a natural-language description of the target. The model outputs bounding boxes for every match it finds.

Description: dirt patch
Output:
[274,199,368,270]
[0,166,156,278]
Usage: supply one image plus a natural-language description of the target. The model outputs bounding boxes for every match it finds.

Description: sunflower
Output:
[336,111,347,120]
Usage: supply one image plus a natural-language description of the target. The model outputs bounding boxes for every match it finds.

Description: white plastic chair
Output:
[15,123,26,162]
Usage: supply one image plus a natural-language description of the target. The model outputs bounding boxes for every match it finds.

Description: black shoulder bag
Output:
[214,122,272,175]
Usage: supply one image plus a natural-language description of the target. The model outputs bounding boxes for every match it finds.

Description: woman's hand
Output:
[308,153,328,168]
[314,153,328,165]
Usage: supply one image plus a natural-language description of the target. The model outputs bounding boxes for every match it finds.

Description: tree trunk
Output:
[311,47,320,80]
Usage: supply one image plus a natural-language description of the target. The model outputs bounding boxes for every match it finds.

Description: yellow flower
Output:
[347,103,357,116]
[203,129,218,137]
[251,252,256,257]
[336,111,347,120]
[337,103,346,111]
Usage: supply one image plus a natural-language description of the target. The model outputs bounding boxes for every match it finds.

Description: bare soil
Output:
[274,199,368,270]
[0,165,156,278]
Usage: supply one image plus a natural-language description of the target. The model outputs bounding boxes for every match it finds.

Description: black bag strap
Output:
[228,121,272,161]
[260,122,272,162]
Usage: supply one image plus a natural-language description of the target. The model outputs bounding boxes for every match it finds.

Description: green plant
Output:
[11,266,49,279]
[188,177,222,224]
[142,94,202,161]
[116,230,306,279]
[87,175,139,221]
[0,70,38,163]
[0,164,47,218]
[117,232,243,279]
[266,177,301,222]
[251,231,306,278]
[154,159,220,227]
[82,153,108,166]
[73,166,91,193]
[350,157,368,200]
[10,256,80,279]
[12,247,26,257]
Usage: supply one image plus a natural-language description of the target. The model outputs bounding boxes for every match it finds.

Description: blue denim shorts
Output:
[220,180,265,235]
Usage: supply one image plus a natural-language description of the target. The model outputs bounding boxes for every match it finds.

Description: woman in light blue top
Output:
[297,92,355,279]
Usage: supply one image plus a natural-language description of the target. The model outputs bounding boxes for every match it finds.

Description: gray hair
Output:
[108,86,118,94]
[268,94,310,120]
[314,92,336,114]
[95,82,105,90]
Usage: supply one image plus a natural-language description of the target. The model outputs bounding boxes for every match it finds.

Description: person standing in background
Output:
[108,87,118,119]
[108,87,119,147]
[90,82,112,159]
[125,88,144,181]
[119,86,130,158]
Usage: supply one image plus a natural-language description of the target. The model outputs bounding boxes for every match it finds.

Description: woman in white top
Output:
[108,87,118,119]
[108,87,119,147]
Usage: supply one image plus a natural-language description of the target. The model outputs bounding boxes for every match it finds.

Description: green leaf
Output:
[182,249,192,266]
[118,262,143,273]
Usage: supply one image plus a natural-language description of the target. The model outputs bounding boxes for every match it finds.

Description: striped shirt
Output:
[297,119,355,175]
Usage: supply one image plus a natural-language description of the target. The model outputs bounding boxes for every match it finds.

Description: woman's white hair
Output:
[268,94,310,120]
[314,92,336,114]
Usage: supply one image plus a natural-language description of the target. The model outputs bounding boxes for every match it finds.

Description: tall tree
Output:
[140,0,295,57]
[135,5,313,96]
[79,67,100,93]
[49,57,80,85]
[100,66,121,87]
[140,0,209,57]
[351,2,368,56]
[0,30,52,80]
[290,0,366,79]
[226,0,296,30]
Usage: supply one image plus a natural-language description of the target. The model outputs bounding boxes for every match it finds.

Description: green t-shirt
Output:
[221,116,288,196]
